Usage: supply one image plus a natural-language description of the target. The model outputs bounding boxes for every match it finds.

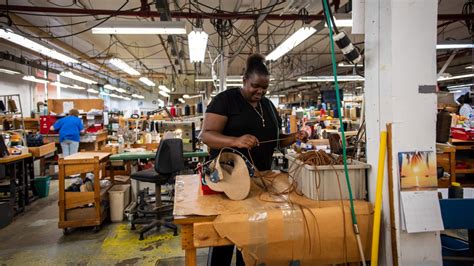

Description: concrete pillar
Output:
[364,0,442,265]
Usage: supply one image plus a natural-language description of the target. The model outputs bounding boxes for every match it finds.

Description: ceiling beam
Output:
[1,5,470,21]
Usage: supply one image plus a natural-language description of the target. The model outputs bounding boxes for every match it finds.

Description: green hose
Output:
[322,0,358,226]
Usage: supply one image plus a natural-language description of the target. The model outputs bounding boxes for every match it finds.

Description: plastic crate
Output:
[286,153,369,200]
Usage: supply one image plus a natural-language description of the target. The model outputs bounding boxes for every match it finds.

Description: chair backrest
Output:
[155,138,185,175]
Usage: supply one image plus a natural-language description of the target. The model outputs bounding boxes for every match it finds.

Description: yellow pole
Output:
[371,131,388,265]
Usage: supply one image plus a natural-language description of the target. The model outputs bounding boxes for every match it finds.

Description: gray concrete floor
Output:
[0,180,210,266]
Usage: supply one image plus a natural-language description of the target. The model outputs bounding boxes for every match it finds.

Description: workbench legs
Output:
[181,224,197,266]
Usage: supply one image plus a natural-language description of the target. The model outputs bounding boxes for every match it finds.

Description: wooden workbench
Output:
[436,143,456,187]
[0,153,34,215]
[42,132,108,152]
[173,174,373,266]
[451,139,474,176]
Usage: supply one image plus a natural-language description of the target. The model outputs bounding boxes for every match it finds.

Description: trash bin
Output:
[108,184,131,222]
[34,176,51,198]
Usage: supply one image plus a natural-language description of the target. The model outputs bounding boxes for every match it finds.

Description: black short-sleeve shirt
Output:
[206,88,282,171]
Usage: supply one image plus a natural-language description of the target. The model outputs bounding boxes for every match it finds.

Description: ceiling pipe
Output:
[0,5,470,21]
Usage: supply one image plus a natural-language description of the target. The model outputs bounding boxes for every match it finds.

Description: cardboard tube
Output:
[371,131,388,265]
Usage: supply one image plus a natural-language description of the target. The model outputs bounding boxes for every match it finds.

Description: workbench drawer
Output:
[28,142,55,157]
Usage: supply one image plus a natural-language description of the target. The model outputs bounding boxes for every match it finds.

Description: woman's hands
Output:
[296,130,309,142]
[233,134,259,149]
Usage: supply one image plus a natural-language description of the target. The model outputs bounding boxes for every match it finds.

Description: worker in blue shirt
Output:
[52,109,84,156]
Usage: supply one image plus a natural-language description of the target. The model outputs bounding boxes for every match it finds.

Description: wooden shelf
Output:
[455,169,474,174]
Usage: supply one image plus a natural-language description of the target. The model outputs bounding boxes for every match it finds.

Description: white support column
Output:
[365,0,442,265]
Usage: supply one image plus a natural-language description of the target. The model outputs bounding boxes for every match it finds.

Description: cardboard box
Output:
[28,142,56,157]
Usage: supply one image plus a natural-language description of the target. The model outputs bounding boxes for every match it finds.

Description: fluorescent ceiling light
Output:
[158,85,171,93]
[157,99,164,105]
[22,75,50,84]
[325,17,353,27]
[195,78,214,82]
[104,84,118,91]
[437,73,474,82]
[51,82,85,90]
[183,94,190,99]
[466,65,473,70]
[226,76,242,82]
[139,77,155,86]
[159,91,170,97]
[447,83,474,90]
[297,75,365,82]
[266,26,317,61]
[132,94,145,99]
[87,88,99,94]
[338,62,363,68]
[104,84,127,93]
[110,58,140,76]
[123,97,131,101]
[0,28,78,64]
[60,71,97,84]
[436,41,474,50]
[226,83,243,87]
[188,29,208,63]
[196,76,275,83]
[178,98,185,103]
[91,21,186,35]
[0,67,22,75]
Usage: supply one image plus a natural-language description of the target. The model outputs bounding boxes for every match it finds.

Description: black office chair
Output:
[130,138,185,240]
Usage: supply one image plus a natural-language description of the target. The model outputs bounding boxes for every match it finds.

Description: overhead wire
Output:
[8,0,129,39]
[189,0,286,15]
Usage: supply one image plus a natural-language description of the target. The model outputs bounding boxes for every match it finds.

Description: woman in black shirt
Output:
[201,54,307,266]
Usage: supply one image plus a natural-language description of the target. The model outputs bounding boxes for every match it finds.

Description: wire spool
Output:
[436,109,452,143]
[328,133,343,155]
[176,106,182,117]
[197,102,203,113]
[0,100,5,112]
[7,99,17,113]
[184,105,191,116]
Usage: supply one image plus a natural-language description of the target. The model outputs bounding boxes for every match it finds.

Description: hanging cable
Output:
[322,0,367,264]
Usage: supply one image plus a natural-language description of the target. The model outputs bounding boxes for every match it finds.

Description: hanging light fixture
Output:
[158,85,171,93]
[60,71,97,84]
[132,93,145,99]
[110,58,140,76]
[266,26,317,61]
[188,29,208,63]
[0,28,78,64]
[87,88,99,94]
[158,90,170,97]
[22,75,50,84]
[139,77,156,86]
[0,67,22,75]
[91,21,187,35]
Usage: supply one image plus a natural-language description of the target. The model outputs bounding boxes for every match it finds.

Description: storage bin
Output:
[286,154,369,200]
[108,184,131,222]
[34,176,51,198]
